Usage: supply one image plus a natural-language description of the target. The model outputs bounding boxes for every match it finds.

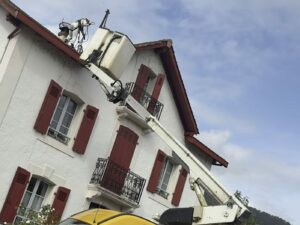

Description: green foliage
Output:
[4,205,58,225]
[248,207,291,225]
[234,190,291,225]
[240,213,260,225]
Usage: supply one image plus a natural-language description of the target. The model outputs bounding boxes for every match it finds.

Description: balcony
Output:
[122,82,164,119]
[90,158,146,205]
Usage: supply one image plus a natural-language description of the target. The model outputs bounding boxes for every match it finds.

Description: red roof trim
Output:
[185,135,228,167]
[0,0,81,63]
[136,41,199,134]
[135,40,172,51]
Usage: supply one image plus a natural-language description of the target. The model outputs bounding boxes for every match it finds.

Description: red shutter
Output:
[132,64,151,101]
[102,126,139,195]
[171,168,188,206]
[147,150,166,193]
[148,74,165,114]
[73,105,99,154]
[0,167,30,223]
[109,125,139,168]
[51,186,70,221]
[34,80,62,134]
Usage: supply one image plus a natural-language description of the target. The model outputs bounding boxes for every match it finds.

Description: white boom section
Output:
[194,205,240,224]
[146,116,241,205]
[146,116,248,224]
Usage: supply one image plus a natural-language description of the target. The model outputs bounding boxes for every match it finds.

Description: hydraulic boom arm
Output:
[85,63,249,225]
[80,27,249,225]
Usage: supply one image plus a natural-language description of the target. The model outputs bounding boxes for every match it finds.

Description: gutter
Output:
[185,135,228,167]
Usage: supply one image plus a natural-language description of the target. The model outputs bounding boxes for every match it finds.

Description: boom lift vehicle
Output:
[59,24,250,225]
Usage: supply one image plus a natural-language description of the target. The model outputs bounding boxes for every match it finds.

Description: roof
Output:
[185,135,228,167]
[135,40,199,134]
[0,0,228,167]
[136,41,228,167]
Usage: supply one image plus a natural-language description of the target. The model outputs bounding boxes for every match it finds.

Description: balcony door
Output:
[102,125,139,195]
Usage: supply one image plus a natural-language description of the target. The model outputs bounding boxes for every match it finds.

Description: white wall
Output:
[0,24,213,221]
[0,27,121,218]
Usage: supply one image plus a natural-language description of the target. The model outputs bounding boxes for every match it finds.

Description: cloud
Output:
[196,130,231,150]
[196,130,252,169]
[190,99,256,134]
[198,129,299,223]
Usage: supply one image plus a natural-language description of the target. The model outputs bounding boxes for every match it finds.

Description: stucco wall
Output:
[0,27,121,218]
[0,21,213,221]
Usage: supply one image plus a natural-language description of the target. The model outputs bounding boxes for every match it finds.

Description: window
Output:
[132,65,156,106]
[34,80,99,155]
[14,177,49,224]
[48,95,77,144]
[157,158,173,199]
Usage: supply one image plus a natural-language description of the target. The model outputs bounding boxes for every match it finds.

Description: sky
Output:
[12,0,300,224]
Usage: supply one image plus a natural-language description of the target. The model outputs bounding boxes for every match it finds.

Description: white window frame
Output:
[157,158,174,199]
[14,177,49,224]
[48,94,77,144]
[138,70,156,108]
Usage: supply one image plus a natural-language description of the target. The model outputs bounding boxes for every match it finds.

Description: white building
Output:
[0,1,228,224]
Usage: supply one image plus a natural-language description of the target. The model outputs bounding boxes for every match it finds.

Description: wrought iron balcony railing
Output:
[122,82,164,119]
[90,158,146,205]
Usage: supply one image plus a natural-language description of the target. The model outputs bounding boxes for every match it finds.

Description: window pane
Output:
[36,181,48,196]
[161,163,172,189]
[48,95,77,144]
[160,175,170,191]
[165,162,173,176]
[58,95,67,108]
[67,100,77,114]
[50,120,58,129]
[160,183,168,191]
[62,113,73,129]
[51,108,63,128]
[31,195,44,211]
[158,159,173,192]
[21,192,32,208]
[27,177,37,192]
[59,126,69,135]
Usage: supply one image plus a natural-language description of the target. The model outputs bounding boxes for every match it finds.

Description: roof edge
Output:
[135,39,172,50]
[135,40,199,134]
[185,135,228,167]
